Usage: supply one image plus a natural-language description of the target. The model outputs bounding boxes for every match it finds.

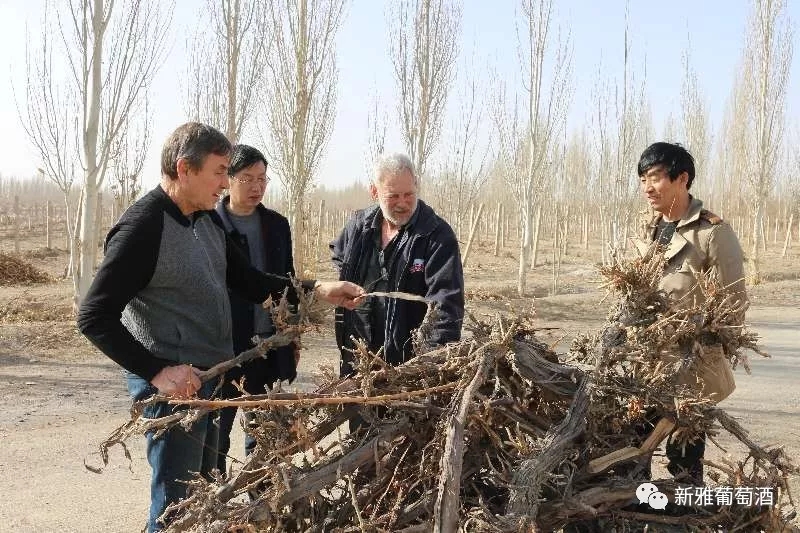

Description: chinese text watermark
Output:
[637,482,775,510]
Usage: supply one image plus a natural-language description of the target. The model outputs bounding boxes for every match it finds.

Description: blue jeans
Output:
[126,373,220,533]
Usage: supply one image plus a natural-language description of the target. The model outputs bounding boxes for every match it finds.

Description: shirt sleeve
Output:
[77,216,175,381]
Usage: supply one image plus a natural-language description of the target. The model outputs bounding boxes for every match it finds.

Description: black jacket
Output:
[331,200,464,374]
[215,197,297,391]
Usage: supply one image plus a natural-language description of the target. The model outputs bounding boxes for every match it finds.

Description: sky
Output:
[0,0,798,193]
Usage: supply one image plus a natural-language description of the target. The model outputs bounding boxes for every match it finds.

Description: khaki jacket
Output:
[639,197,747,309]
[632,197,748,402]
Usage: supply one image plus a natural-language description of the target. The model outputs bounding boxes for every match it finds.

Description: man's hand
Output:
[313,281,365,310]
[150,365,202,398]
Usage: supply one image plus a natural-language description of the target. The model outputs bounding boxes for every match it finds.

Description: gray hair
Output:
[373,153,417,185]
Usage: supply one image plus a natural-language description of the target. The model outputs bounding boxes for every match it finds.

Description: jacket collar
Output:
[214,195,268,234]
[677,196,704,229]
[644,196,703,261]
[647,195,704,231]
[214,196,236,233]
[155,184,195,227]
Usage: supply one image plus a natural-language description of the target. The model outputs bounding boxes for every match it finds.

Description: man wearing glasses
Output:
[213,144,297,474]
[331,153,465,385]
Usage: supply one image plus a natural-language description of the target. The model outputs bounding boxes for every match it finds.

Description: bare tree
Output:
[493,0,572,296]
[261,0,346,275]
[714,62,752,225]
[790,126,800,215]
[548,134,572,295]
[562,127,593,251]
[681,43,712,203]
[780,140,800,256]
[24,0,172,305]
[390,0,461,180]
[20,0,169,301]
[778,139,800,257]
[109,109,151,218]
[18,4,81,281]
[744,0,793,280]
[662,112,680,143]
[185,0,268,142]
[591,5,649,265]
[436,68,491,238]
[363,90,388,179]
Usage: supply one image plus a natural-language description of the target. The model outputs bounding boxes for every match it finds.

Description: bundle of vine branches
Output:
[92,252,799,532]
[531,246,796,532]
[139,309,582,532]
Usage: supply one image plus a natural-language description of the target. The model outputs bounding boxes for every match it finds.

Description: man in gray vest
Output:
[78,123,363,532]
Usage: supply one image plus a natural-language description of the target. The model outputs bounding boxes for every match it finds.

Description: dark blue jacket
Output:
[330,200,464,374]
[215,197,297,390]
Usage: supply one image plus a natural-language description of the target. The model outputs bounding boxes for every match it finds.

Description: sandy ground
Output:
[0,239,798,532]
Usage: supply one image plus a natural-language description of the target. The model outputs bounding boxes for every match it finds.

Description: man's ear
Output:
[369,182,378,201]
[678,171,689,188]
[176,158,190,180]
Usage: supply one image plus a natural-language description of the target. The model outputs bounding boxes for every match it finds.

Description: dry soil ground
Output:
[0,235,798,532]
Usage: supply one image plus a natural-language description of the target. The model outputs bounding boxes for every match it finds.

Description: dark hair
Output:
[228,144,268,176]
[637,142,696,189]
[160,122,231,180]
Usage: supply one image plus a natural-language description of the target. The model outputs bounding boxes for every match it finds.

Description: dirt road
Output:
[0,304,797,532]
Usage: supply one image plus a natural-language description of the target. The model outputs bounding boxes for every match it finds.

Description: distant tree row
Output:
[17,0,796,303]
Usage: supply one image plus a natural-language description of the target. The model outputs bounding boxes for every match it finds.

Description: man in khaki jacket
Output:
[636,142,747,484]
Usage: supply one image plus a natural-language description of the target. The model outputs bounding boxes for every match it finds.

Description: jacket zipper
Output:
[386,232,415,363]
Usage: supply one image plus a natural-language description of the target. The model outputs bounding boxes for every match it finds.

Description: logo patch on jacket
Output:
[409,258,425,273]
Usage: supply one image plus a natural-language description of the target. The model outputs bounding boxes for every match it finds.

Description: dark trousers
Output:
[614,414,706,485]
[216,405,257,474]
[664,431,706,484]
[631,412,706,485]
[564,423,706,532]
[126,373,220,533]
[216,377,264,474]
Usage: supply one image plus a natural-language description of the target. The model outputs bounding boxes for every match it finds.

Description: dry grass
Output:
[0,252,52,286]
[0,298,73,323]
